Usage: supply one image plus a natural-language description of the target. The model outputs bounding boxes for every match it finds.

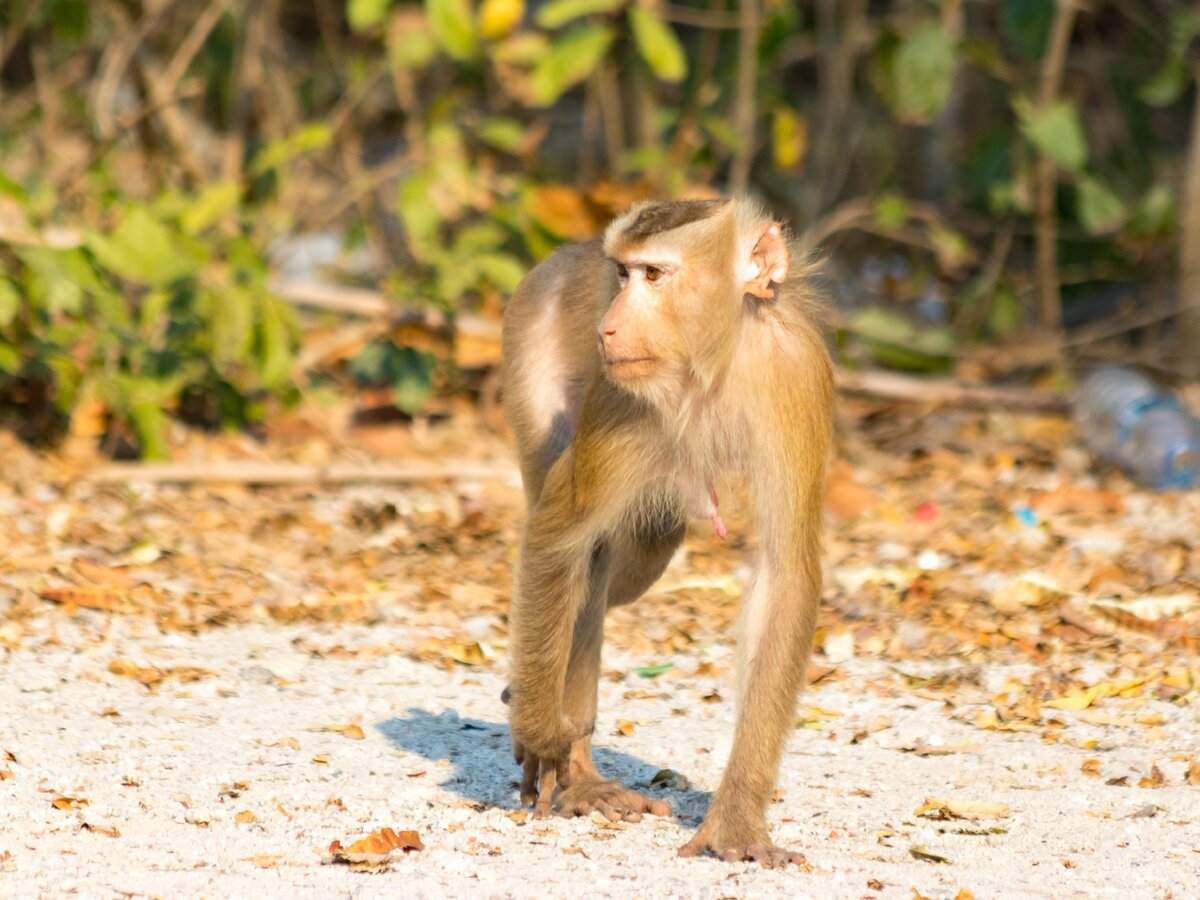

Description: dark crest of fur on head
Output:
[620,199,725,242]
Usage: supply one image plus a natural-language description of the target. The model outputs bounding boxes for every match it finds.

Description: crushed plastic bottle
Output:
[1075,366,1200,490]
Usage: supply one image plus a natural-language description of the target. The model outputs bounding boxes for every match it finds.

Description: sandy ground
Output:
[2,616,1197,900]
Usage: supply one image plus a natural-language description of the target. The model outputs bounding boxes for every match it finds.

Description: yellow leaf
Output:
[772,107,808,171]
[615,719,636,737]
[915,797,1011,820]
[235,810,257,825]
[479,0,523,39]
[1043,686,1101,711]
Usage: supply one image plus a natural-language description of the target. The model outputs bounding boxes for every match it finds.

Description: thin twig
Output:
[1177,65,1200,378]
[836,369,1069,413]
[1033,0,1078,333]
[660,4,758,29]
[728,0,761,196]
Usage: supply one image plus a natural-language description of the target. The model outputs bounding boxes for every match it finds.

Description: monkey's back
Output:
[502,241,618,505]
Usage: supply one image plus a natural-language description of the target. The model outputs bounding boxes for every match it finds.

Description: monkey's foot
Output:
[678,821,809,869]
[553,779,671,822]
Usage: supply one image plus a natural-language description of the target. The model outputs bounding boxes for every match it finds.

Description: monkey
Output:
[500,197,833,867]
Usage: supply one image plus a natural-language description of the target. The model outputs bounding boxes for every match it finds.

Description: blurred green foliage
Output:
[0,1,1197,453]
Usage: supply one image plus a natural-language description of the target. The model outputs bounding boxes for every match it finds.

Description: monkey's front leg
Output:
[679,562,818,867]
[506,474,601,807]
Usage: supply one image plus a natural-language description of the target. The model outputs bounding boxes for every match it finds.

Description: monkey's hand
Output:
[504,686,592,816]
[678,812,809,869]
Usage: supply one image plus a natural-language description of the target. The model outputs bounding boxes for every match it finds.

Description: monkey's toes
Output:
[554,780,671,822]
[679,833,809,869]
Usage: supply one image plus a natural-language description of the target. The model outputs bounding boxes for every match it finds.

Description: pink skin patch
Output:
[708,488,728,541]
[675,475,727,540]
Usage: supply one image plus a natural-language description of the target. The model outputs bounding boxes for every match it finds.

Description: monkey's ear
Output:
[743,223,789,300]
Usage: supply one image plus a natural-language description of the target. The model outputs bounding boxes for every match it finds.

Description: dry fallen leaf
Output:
[915,797,1011,820]
[41,586,130,612]
[235,810,257,825]
[51,795,89,810]
[1138,764,1166,789]
[1081,758,1102,777]
[909,845,950,864]
[325,827,424,869]
[615,720,636,737]
[80,821,120,838]
[317,724,365,740]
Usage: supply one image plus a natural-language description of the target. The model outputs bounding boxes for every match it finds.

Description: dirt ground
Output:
[1,403,1199,898]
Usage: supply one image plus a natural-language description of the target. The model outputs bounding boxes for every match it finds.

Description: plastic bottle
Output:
[1075,366,1200,490]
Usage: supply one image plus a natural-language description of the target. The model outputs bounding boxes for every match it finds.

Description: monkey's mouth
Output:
[603,356,658,378]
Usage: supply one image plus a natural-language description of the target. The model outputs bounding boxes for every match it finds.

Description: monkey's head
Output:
[598,199,789,398]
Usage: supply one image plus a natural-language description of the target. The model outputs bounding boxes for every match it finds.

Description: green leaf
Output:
[535,0,625,30]
[633,662,675,678]
[1139,61,1187,108]
[1075,175,1127,235]
[85,208,202,286]
[477,253,526,293]
[426,0,477,61]
[1128,183,1175,238]
[889,21,957,123]
[0,278,20,328]
[391,347,437,415]
[398,173,442,261]
[846,307,954,374]
[348,0,393,32]
[129,400,170,460]
[388,18,438,68]
[250,122,333,175]
[1016,98,1087,172]
[0,340,19,374]
[180,182,241,235]
[257,297,294,389]
[530,24,614,106]
[928,225,972,272]
[628,7,686,83]
[874,193,909,229]
[987,284,1022,337]
[479,117,527,153]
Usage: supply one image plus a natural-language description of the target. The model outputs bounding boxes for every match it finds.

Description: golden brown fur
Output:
[501,198,833,865]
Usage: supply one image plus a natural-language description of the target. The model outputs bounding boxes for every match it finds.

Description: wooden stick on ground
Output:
[836,369,1069,413]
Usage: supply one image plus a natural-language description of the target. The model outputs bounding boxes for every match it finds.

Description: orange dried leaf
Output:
[52,795,89,810]
[318,724,365,740]
[1138,764,1166,789]
[235,810,257,825]
[42,586,129,612]
[615,720,636,737]
[1186,759,1200,786]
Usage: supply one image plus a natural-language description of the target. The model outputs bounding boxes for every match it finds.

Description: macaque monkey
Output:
[501,198,832,867]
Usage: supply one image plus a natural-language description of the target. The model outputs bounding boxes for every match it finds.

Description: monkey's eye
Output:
[644,266,662,284]
[615,263,629,281]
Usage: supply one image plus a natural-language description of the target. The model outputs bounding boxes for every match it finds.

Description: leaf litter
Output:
[1,402,1199,893]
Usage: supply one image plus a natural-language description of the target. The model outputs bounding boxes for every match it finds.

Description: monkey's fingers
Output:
[519,756,539,807]
[677,830,708,858]
[532,763,557,819]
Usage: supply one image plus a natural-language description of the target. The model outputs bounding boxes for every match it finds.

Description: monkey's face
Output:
[597,255,691,388]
